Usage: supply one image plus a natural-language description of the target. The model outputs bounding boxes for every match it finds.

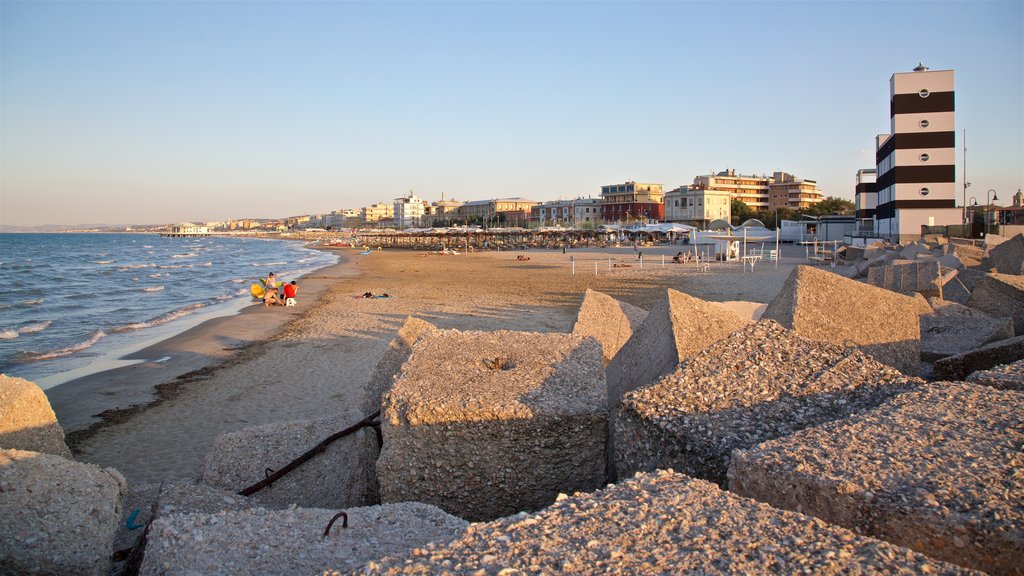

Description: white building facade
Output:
[664,186,732,227]
[393,192,426,227]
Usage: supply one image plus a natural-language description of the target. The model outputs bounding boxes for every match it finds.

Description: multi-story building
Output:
[457,198,538,226]
[688,169,823,212]
[663,186,732,227]
[875,64,960,242]
[600,181,664,223]
[532,198,602,227]
[854,169,878,233]
[421,194,464,227]
[394,192,426,227]
[363,202,395,224]
[323,208,362,229]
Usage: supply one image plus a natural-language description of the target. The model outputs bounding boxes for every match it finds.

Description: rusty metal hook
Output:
[323,511,348,537]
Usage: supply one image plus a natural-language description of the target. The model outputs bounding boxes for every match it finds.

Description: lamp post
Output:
[986,189,999,237]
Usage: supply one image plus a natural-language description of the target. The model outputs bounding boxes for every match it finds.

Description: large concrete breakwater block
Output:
[729,382,1023,576]
[614,321,921,485]
[201,415,380,510]
[363,316,437,416]
[762,265,921,375]
[966,358,1024,392]
[920,311,1014,362]
[986,233,1024,275]
[968,273,1024,335]
[139,502,468,576]
[866,259,951,296]
[571,288,647,365]
[604,289,749,407]
[0,375,72,458]
[362,470,975,575]
[933,334,1024,381]
[0,449,126,576]
[377,330,607,521]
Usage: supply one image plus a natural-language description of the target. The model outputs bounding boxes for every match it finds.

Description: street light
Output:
[986,189,999,237]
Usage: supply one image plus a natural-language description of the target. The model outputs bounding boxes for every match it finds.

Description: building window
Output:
[919,89,930,98]
[920,187,930,196]
[919,119,930,128]
[920,153,930,162]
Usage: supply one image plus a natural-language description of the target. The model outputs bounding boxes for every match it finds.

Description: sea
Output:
[0,233,338,389]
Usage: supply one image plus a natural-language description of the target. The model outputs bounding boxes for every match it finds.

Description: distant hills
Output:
[0,224,141,233]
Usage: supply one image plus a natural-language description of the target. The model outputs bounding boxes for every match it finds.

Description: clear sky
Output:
[1,0,1021,227]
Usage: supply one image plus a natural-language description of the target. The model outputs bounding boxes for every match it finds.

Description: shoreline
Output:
[47,247,356,435]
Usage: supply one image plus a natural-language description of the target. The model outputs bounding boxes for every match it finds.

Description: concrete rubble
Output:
[966,358,1024,392]
[866,259,957,297]
[571,288,648,365]
[985,233,1024,275]
[377,329,607,521]
[967,273,1024,335]
[762,265,922,375]
[363,470,976,575]
[613,320,921,485]
[933,334,1024,381]
[201,415,380,510]
[729,382,1023,575]
[919,305,1014,362]
[0,448,126,576]
[0,374,73,458]
[363,316,438,416]
[139,502,468,576]
[604,289,749,407]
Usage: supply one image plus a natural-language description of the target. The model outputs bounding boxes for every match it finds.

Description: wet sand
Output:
[52,245,801,485]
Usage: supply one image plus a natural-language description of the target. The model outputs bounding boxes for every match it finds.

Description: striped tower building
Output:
[875,64,961,242]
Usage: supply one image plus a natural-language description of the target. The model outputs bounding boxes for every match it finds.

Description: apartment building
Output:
[363,202,395,224]
[394,192,427,227]
[854,169,878,232]
[458,198,538,226]
[689,169,823,211]
[532,198,603,227]
[663,186,731,227]
[421,194,464,227]
[768,172,824,210]
[874,64,960,242]
[599,181,664,223]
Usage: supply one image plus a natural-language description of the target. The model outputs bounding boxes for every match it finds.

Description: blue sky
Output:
[2,0,1021,226]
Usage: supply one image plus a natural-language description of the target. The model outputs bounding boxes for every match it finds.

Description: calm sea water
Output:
[0,233,337,388]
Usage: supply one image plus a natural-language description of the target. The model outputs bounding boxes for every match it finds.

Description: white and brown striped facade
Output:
[854,168,877,232]
[874,66,960,242]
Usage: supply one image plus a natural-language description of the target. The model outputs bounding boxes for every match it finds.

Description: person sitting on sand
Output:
[672,251,683,263]
[283,280,299,306]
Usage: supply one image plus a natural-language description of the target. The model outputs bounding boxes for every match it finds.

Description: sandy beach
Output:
[50,244,802,486]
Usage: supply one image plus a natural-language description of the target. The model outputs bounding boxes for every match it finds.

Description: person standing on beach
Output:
[264,272,283,307]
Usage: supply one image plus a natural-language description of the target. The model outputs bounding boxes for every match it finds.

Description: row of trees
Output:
[731,197,855,229]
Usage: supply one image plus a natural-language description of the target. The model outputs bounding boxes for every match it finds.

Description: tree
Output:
[806,196,855,216]
[731,200,757,226]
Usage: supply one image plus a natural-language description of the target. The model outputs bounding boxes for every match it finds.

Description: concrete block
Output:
[933,334,1024,381]
[365,470,974,575]
[140,503,468,576]
[763,265,921,375]
[900,242,932,260]
[0,449,126,576]
[201,415,380,510]
[363,316,437,416]
[614,321,921,485]
[967,273,1024,334]
[966,358,1024,392]
[571,288,648,365]
[867,260,950,297]
[983,234,1024,274]
[377,330,607,521]
[920,313,1014,362]
[0,375,72,458]
[729,382,1023,575]
[605,289,749,407]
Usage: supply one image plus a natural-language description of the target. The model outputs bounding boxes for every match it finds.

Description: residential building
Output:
[323,208,362,229]
[768,172,824,210]
[421,194,464,227]
[688,169,823,212]
[854,169,878,233]
[532,198,602,227]
[363,202,395,224]
[875,64,960,242]
[599,181,664,223]
[457,198,538,226]
[394,191,427,227]
[664,186,731,227]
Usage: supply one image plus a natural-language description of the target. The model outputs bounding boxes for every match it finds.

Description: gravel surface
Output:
[363,317,437,416]
[729,382,1024,575]
[0,448,126,576]
[967,273,1024,335]
[933,335,1024,381]
[605,288,749,407]
[615,320,922,484]
[378,330,607,521]
[966,358,1024,392]
[763,265,922,375]
[0,375,72,458]
[362,469,977,575]
[139,502,468,575]
[571,288,648,365]
[201,415,379,510]
[920,313,1014,362]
